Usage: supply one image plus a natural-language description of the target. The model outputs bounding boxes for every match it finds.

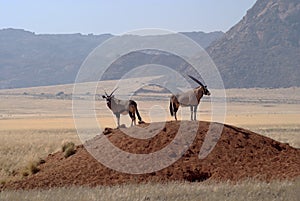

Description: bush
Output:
[22,160,40,177]
[62,142,76,158]
[28,161,40,174]
[56,91,64,96]
[22,171,29,177]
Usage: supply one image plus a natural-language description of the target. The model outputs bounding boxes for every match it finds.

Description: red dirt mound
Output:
[2,121,300,190]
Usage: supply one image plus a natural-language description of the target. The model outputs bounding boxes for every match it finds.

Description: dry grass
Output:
[26,161,40,175]
[0,129,80,181]
[245,125,300,148]
[62,141,76,158]
[1,179,299,201]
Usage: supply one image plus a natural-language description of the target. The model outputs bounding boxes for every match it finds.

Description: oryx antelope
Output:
[102,88,143,128]
[169,75,211,121]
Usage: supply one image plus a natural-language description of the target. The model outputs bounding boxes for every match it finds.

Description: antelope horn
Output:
[109,87,118,96]
[104,90,108,96]
[188,75,205,87]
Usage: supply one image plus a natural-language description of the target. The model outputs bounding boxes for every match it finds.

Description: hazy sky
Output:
[0,0,257,35]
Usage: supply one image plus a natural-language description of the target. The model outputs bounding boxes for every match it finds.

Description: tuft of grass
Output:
[21,159,43,177]
[64,147,76,158]
[22,171,29,177]
[62,142,76,158]
[28,162,40,174]
[22,161,40,176]
[62,142,74,152]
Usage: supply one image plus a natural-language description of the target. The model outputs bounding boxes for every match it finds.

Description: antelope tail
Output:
[131,100,142,122]
[169,101,174,116]
[136,107,142,122]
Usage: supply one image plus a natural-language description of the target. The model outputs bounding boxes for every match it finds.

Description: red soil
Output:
[2,121,300,190]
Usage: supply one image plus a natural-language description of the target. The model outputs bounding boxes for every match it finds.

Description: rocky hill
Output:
[207,0,300,88]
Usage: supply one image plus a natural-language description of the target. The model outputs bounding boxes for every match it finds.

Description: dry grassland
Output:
[0,80,299,200]
[1,180,299,201]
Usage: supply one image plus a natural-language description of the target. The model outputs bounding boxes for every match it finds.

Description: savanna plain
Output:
[0,80,299,201]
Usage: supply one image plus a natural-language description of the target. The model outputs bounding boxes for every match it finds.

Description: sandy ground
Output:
[0,85,299,149]
[0,97,299,130]
[0,113,299,131]
[0,79,299,131]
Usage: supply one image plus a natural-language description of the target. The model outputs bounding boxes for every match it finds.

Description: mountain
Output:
[0,29,113,89]
[180,31,224,48]
[0,29,223,89]
[2,0,300,89]
[207,0,300,88]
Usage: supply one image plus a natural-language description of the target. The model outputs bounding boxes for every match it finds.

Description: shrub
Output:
[22,171,29,177]
[62,142,74,152]
[56,91,64,96]
[28,161,40,174]
[62,141,76,158]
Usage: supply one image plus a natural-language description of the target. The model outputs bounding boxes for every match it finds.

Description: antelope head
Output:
[102,88,118,109]
[188,75,211,96]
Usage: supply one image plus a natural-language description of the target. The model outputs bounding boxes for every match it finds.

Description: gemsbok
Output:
[169,75,211,121]
[102,88,143,128]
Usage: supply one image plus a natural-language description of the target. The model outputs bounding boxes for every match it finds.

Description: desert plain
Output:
[0,79,299,200]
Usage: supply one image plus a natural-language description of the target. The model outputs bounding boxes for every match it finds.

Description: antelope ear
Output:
[102,95,106,99]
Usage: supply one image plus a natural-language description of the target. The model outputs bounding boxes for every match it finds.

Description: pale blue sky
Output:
[0,0,256,34]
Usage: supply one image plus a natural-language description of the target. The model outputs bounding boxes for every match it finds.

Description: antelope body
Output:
[102,89,143,127]
[169,75,210,121]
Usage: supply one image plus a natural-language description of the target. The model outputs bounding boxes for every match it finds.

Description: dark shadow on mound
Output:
[183,170,211,182]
